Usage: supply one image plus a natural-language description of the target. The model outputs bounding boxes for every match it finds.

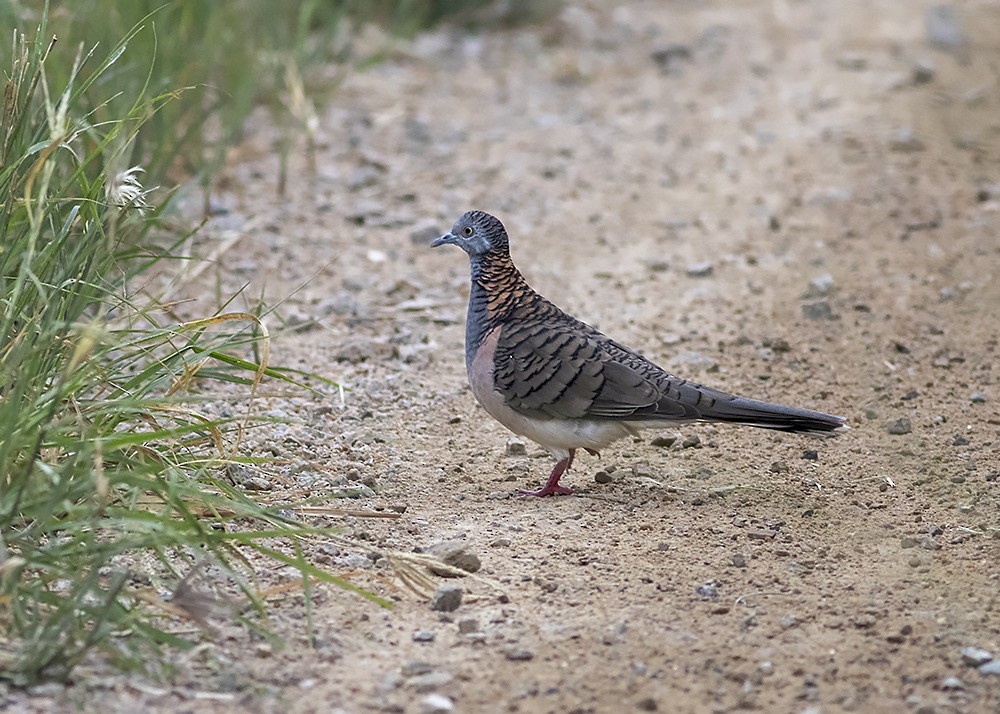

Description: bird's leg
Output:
[584,448,600,457]
[519,449,576,497]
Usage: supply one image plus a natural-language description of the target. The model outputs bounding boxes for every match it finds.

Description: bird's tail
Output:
[699,395,848,436]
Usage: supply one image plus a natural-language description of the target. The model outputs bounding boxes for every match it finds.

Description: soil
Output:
[10,1,1000,712]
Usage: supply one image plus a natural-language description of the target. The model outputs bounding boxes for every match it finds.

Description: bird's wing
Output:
[492,314,699,421]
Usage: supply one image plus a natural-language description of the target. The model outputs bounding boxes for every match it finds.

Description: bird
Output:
[431,210,848,497]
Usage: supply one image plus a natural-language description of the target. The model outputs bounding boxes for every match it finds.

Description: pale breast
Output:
[467,326,636,457]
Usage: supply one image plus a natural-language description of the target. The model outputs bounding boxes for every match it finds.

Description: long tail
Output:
[699,394,847,435]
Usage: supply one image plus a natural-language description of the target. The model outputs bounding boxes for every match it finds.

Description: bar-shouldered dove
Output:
[432,210,847,496]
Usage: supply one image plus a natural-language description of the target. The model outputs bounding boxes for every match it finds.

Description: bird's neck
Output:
[465,252,531,365]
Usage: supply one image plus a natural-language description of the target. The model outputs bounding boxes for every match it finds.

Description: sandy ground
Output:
[9,1,1000,712]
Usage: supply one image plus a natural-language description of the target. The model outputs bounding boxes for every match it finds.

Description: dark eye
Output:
[463,226,474,237]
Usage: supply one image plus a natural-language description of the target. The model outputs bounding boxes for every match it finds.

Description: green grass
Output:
[0,0,559,687]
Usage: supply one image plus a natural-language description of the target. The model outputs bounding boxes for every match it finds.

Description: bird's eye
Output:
[463,226,474,237]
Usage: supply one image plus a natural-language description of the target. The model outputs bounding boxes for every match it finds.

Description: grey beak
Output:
[430,232,456,248]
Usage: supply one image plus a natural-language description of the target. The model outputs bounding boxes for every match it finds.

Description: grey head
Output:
[430,211,509,258]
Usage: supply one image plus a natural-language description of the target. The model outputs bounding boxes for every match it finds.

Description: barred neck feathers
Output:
[465,252,535,366]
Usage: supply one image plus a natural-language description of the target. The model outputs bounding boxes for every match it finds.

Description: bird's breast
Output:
[466,325,635,456]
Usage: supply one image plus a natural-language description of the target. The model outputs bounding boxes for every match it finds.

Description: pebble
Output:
[970,391,987,403]
[643,258,670,272]
[636,696,658,711]
[401,661,434,677]
[889,127,925,153]
[960,646,993,666]
[696,583,718,599]
[803,273,835,298]
[912,59,935,84]
[886,418,912,435]
[504,647,535,661]
[836,53,867,70]
[802,450,818,461]
[505,438,527,456]
[409,671,453,693]
[919,537,942,551]
[940,676,964,691]
[410,221,444,246]
[651,44,692,74]
[457,618,479,634]
[426,541,481,576]
[412,630,435,643]
[420,694,454,714]
[594,470,614,484]
[980,660,1000,675]
[769,461,789,473]
[651,434,678,447]
[430,585,463,612]
[926,5,966,52]
[682,435,701,449]
[686,261,714,278]
[802,300,835,321]
[731,553,747,568]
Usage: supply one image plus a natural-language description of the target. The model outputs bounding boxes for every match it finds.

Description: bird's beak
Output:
[430,232,456,248]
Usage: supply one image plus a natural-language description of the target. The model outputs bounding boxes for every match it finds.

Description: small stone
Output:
[802,300,835,320]
[980,660,1000,675]
[412,630,435,643]
[889,127,925,153]
[686,261,714,278]
[952,435,969,446]
[420,693,455,714]
[651,44,692,74]
[650,434,678,448]
[960,646,993,666]
[636,697,658,712]
[682,435,701,449]
[430,585,462,612]
[410,222,443,246]
[940,676,964,691]
[926,5,966,51]
[643,258,670,272]
[426,541,481,576]
[802,450,818,461]
[504,647,534,661]
[409,671,453,693]
[696,583,718,599]
[594,470,614,484]
[731,553,747,568]
[505,438,527,456]
[802,273,835,299]
[769,461,789,474]
[919,537,942,551]
[970,391,987,403]
[401,661,434,677]
[901,537,917,549]
[836,53,867,70]
[457,618,479,634]
[913,59,935,84]
[762,337,792,353]
[886,418,912,435]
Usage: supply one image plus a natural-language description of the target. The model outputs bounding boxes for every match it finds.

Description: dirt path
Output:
[15,1,1000,712]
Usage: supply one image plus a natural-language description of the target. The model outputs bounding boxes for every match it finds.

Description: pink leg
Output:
[519,449,576,497]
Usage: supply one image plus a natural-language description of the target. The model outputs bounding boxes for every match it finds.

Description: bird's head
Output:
[430,210,509,258]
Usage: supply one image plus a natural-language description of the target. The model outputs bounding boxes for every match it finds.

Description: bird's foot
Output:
[518,483,574,497]
[584,448,600,457]
[519,453,575,496]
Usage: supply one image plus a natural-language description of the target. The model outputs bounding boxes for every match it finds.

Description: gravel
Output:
[430,585,463,612]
